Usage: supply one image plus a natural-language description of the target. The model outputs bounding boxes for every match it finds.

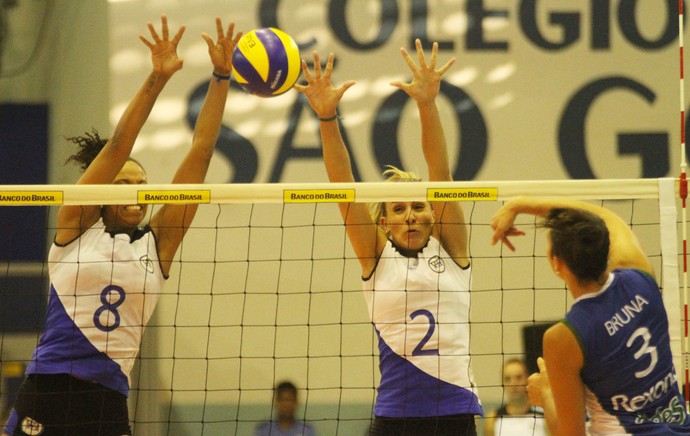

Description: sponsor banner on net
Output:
[138,190,211,204]
[284,189,355,203]
[0,191,63,205]
[427,188,498,202]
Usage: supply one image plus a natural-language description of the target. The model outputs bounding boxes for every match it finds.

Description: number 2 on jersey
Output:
[410,309,439,356]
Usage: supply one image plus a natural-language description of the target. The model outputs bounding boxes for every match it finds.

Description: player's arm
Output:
[391,39,468,266]
[294,52,384,277]
[151,18,240,276]
[56,15,184,242]
[491,196,653,276]
[538,324,587,436]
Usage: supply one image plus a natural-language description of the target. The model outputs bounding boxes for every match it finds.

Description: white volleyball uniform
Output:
[363,237,482,417]
[26,218,165,396]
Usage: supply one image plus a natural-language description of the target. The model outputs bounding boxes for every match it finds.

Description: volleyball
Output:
[232,28,301,97]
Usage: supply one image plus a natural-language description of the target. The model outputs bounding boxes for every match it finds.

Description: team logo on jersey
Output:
[428,255,445,273]
[139,255,155,273]
[21,416,44,435]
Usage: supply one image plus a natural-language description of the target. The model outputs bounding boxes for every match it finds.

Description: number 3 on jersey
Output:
[93,285,126,332]
[626,326,658,378]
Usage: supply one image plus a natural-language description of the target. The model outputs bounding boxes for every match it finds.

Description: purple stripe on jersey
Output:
[374,329,482,417]
[26,285,129,396]
[2,409,20,434]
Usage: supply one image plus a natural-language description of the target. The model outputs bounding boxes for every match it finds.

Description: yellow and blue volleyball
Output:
[232,28,301,97]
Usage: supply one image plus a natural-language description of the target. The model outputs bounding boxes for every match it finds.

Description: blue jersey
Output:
[564,269,690,434]
[362,237,482,418]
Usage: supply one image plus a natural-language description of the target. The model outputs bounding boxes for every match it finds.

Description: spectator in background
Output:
[255,381,316,436]
[483,358,548,436]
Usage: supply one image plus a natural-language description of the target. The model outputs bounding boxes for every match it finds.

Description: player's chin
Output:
[402,234,428,251]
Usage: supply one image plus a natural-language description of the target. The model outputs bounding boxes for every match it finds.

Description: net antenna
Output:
[679,0,690,411]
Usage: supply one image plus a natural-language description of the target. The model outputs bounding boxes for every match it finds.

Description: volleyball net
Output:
[0,178,682,435]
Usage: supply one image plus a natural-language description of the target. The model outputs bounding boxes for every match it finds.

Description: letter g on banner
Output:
[559,76,669,179]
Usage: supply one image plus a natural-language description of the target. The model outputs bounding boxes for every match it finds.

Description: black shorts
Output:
[3,373,131,436]
[369,414,477,436]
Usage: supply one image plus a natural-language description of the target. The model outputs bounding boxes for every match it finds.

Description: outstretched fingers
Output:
[491,227,526,251]
[323,52,335,78]
[229,24,242,45]
[399,47,419,78]
[437,57,456,76]
[201,17,241,75]
[161,14,170,40]
[170,25,185,46]
[139,22,159,48]
[429,41,438,69]
[499,235,516,252]
[296,59,312,86]
[148,19,161,43]
[215,16,224,39]
[297,51,334,84]
[139,14,185,48]
[405,39,456,78]
[313,51,323,78]
[415,38,427,69]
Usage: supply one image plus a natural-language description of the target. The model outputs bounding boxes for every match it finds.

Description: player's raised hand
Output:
[139,14,186,76]
[294,51,355,120]
[391,38,455,104]
[202,17,242,76]
[491,203,526,251]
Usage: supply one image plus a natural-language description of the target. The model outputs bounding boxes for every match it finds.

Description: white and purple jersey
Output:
[565,269,690,434]
[27,218,165,396]
[363,237,482,418]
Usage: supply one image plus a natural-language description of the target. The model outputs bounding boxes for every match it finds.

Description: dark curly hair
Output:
[544,208,609,284]
[64,129,144,173]
[64,129,109,172]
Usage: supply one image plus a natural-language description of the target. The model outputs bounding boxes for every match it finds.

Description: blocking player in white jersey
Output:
[491,197,690,435]
[295,40,482,435]
[3,15,242,436]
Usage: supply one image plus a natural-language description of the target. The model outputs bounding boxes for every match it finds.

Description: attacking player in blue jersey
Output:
[295,40,482,435]
[3,15,241,436]
[491,197,690,435]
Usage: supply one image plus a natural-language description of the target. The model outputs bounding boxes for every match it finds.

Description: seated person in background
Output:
[254,381,316,436]
[484,358,548,436]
